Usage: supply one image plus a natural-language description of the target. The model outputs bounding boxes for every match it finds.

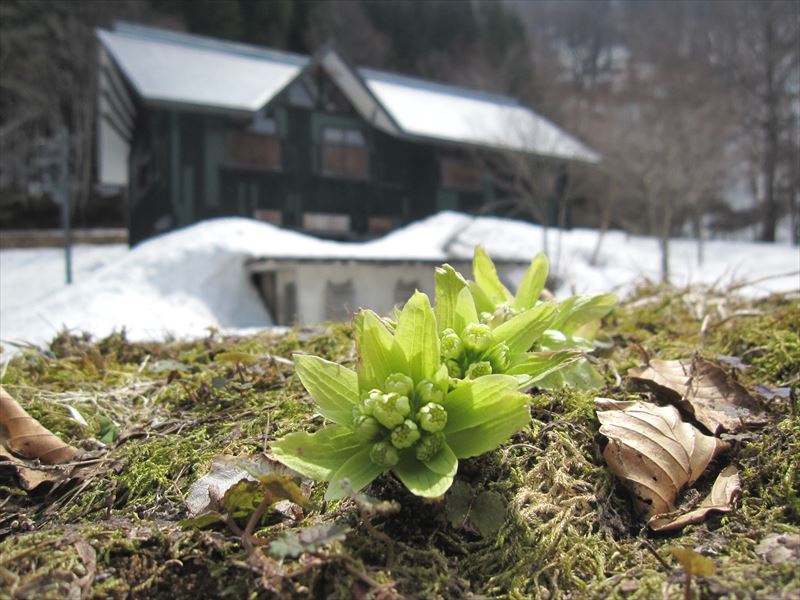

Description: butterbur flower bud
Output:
[417,402,447,433]
[466,360,492,379]
[446,359,463,378]
[361,389,383,415]
[373,392,410,429]
[489,304,516,328]
[440,329,463,360]
[486,342,511,372]
[353,415,382,442]
[415,380,444,405]
[462,323,493,353]
[370,441,399,468]
[480,307,513,328]
[415,432,445,462]
[385,372,414,397]
[390,419,421,449]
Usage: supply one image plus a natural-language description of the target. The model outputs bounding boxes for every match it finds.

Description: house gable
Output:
[96,22,599,244]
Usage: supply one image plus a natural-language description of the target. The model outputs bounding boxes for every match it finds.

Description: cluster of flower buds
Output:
[480,303,517,328]
[353,372,448,467]
[440,324,512,379]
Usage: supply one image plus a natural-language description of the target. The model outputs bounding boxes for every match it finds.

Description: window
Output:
[368,216,395,235]
[228,116,281,170]
[440,156,483,191]
[321,127,368,179]
[302,212,351,233]
[253,209,282,226]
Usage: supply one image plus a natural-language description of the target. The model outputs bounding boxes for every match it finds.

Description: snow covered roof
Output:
[97,23,308,112]
[97,23,597,162]
[358,68,599,162]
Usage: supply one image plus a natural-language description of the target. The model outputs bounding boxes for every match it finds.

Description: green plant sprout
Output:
[271,292,530,500]
[436,246,616,389]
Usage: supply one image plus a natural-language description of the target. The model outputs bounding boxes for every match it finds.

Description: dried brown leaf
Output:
[595,398,728,518]
[0,387,79,464]
[628,358,768,434]
[648,465,741,531]
[0,448,71,492]
[185,454,299,517]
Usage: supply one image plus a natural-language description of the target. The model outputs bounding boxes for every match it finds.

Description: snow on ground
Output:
[0,244,128,313]
[1,212,797,354]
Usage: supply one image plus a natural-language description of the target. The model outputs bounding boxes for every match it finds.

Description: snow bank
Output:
[1,212,797,352]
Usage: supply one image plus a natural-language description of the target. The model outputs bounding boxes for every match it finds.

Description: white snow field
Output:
[1,212,797,353]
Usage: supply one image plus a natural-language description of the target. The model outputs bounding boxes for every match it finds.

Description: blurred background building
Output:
[1,0,798,246]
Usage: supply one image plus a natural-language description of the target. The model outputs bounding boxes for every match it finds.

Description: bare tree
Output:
[0,0,158,226]
[711,1,799,242]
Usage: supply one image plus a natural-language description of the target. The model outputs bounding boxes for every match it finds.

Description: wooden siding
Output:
[127,84,520,244]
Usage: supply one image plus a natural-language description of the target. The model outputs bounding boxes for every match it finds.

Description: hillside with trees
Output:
[1,0,797,247]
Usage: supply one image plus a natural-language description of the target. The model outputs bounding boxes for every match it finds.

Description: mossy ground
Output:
[1,287,798,599]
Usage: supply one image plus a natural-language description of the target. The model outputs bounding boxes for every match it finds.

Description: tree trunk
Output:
[590,179,615,266]
[659,200,673,284]
[691,208,705,265]
[760,14,779,242]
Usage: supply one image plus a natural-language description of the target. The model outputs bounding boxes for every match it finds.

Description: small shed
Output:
[246,256,526,326]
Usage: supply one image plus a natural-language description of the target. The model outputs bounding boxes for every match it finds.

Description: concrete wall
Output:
[293,263,435,324]
[257,260,530,325]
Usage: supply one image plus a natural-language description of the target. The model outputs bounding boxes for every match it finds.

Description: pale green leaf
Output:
[393,454,455,497]
[353,310,407,391]
[473,246,512,305]
[454,287,480,332]
[536,359,606,390]
[493,303,557,355]
[442,376,518,432]
[550,293,617,337]
[442,376,529,458]
[538,330,594,351]
[506,350,582,382]
[423,442,458,477]
[445,404,529,458]
[434,264,468,332]
[468,280,495,315]
[270,425,362,481]
[293,354,358,425]
[325,446,384,500]
[514,253,549,310]
[394,291,439,383]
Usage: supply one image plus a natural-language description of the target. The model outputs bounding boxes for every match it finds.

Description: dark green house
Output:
[97,23,598,244]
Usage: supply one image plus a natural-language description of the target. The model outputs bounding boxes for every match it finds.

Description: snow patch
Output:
[1,213,797,354]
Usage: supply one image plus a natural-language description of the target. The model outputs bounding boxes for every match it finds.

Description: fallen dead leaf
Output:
[0,386,79,464]
[0,448,71,492]
[185,454,302,518]
[648,465,741,531]
[595,398,729,519]
[628,358,768,435]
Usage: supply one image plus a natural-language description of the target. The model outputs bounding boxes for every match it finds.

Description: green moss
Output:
[1,288,797,598]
